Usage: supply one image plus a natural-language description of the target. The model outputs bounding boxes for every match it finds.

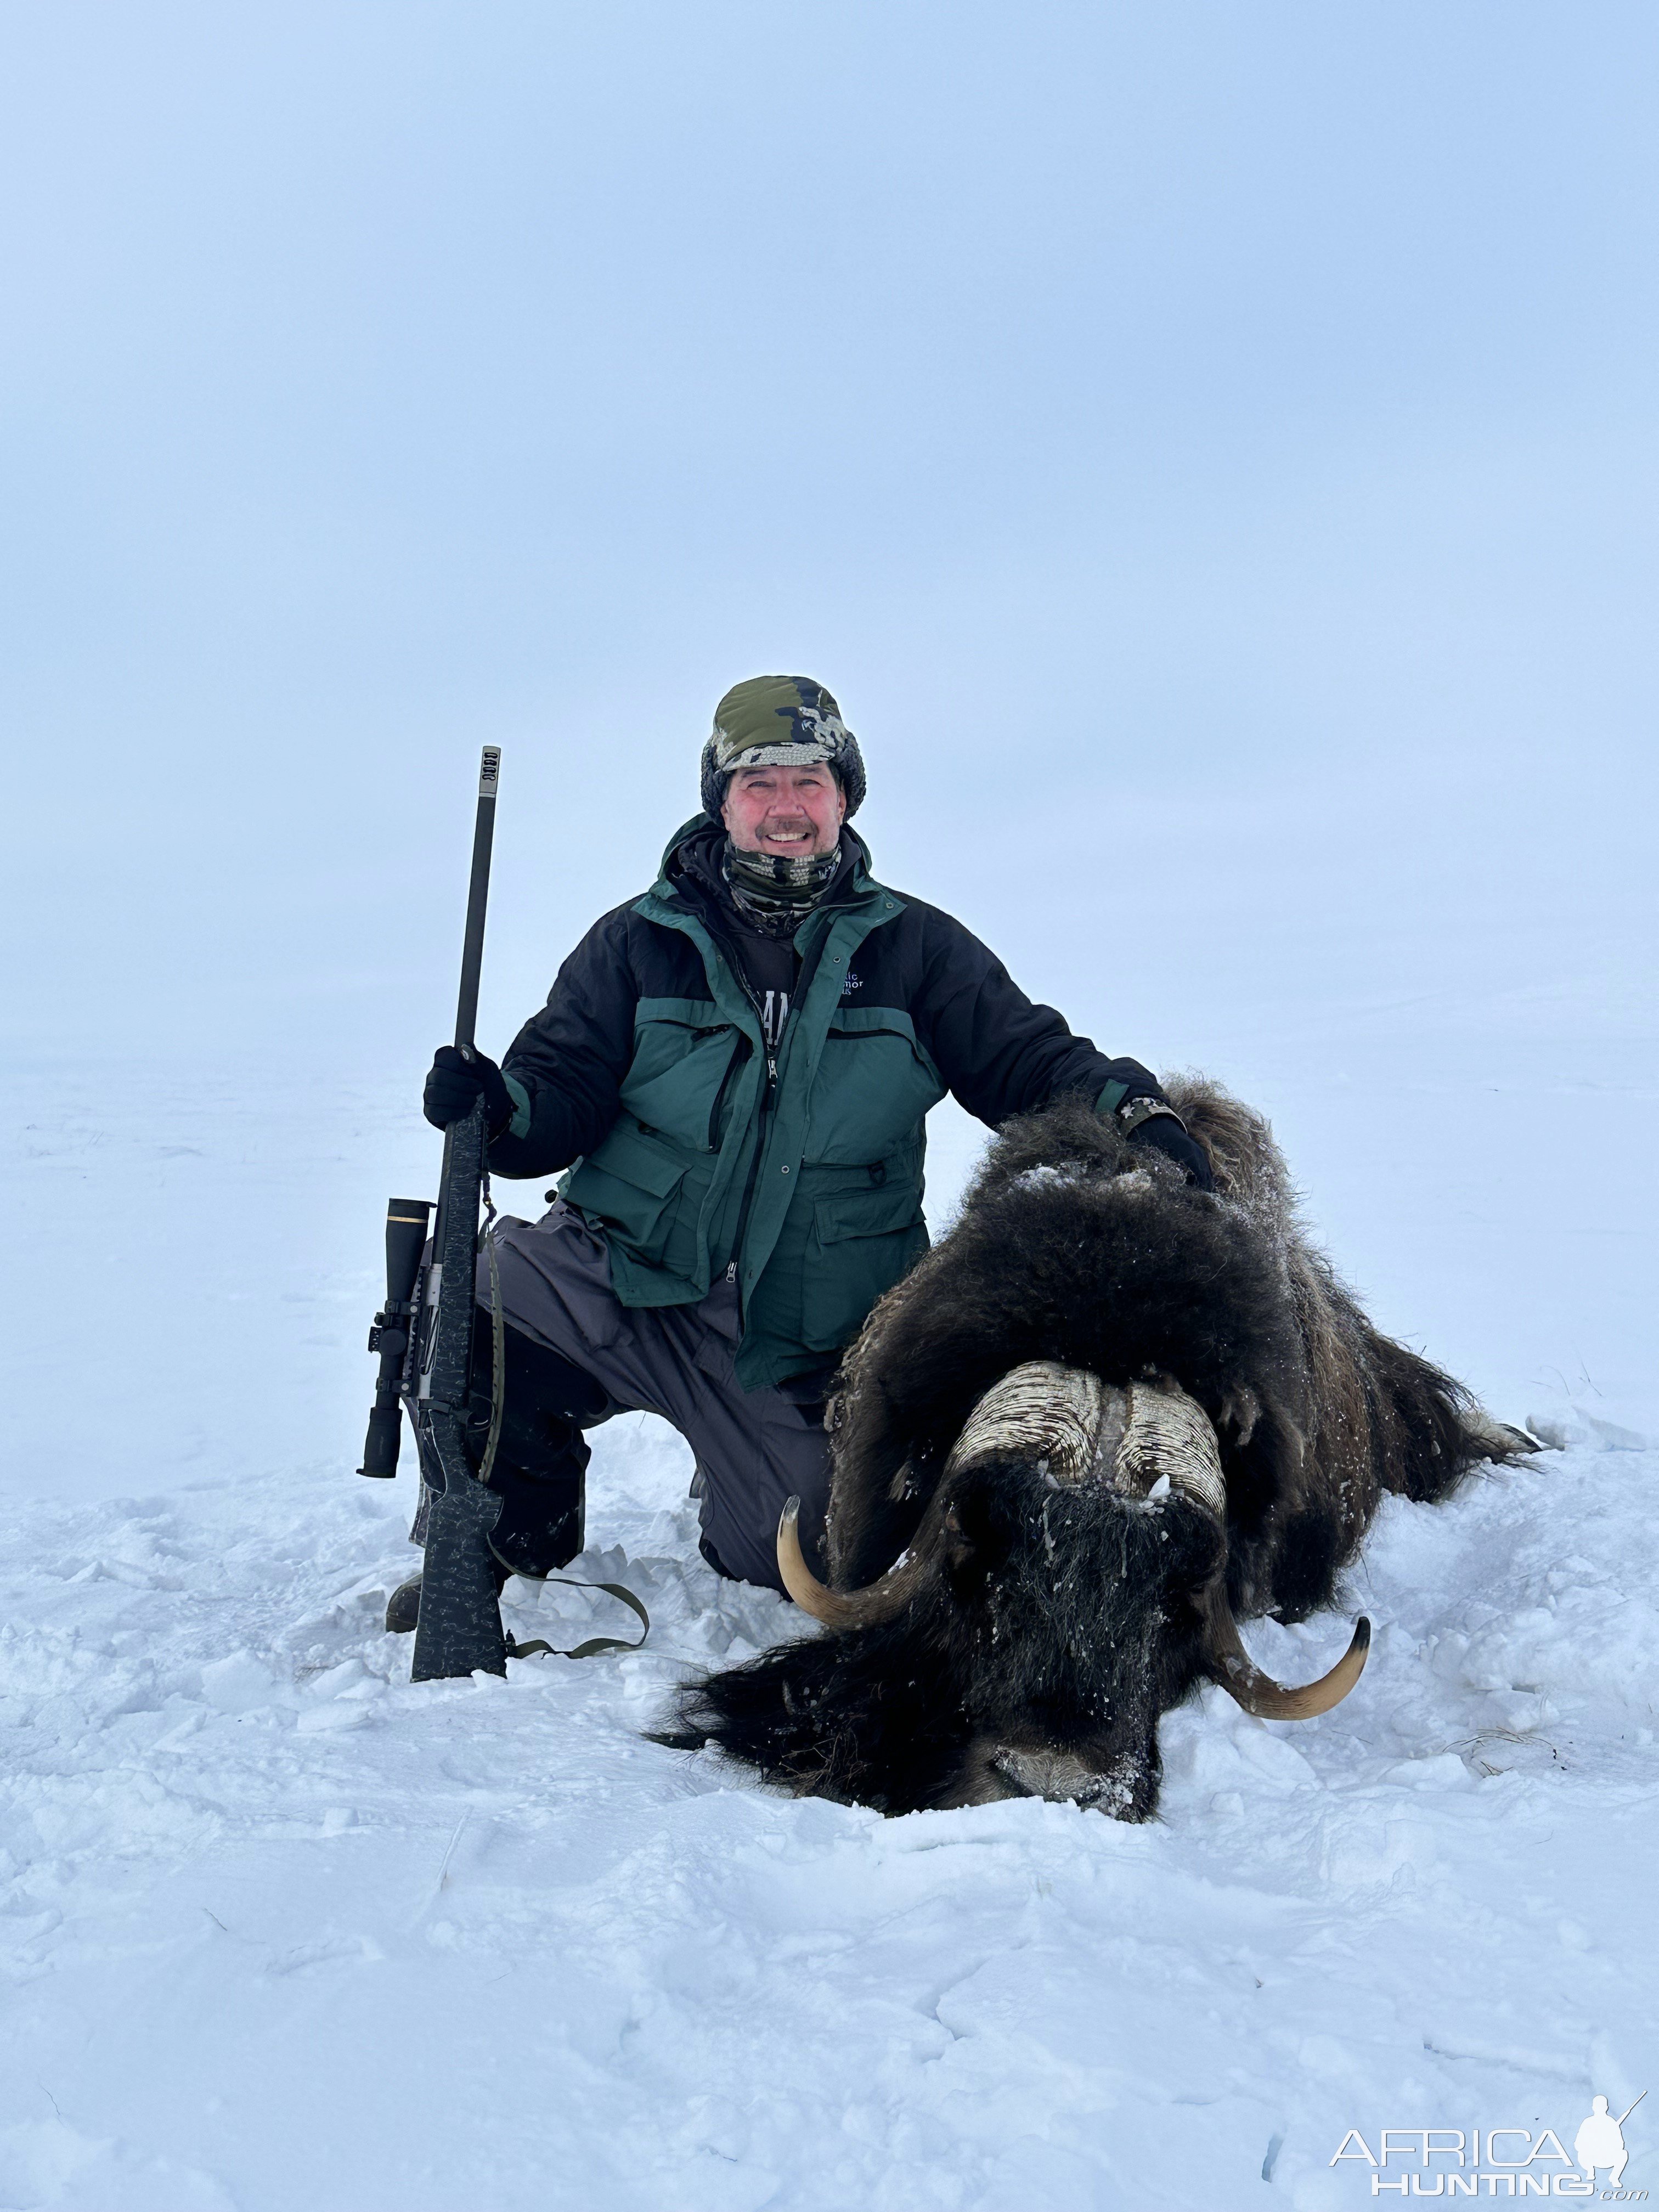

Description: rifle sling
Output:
[505,1577,651,1661]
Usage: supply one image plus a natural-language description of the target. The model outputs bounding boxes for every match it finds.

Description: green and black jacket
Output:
[488,818,1156,1389]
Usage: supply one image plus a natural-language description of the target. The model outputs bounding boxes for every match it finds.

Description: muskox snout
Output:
[941,1735,1161,1820]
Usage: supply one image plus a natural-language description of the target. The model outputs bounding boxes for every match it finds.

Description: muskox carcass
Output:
[664,1080,1537,1820]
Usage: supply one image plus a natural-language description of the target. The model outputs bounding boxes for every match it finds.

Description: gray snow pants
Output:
[465,1201,833,1594]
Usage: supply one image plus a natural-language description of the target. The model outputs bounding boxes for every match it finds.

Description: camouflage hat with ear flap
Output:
[699,675,867,821]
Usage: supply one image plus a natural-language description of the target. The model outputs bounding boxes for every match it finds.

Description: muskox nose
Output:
[957,1741,1154,1819]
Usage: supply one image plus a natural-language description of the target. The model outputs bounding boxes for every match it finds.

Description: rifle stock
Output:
[409,1097,507,1679]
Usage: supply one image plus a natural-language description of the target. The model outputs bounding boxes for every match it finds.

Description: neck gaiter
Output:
[721,837,842,936]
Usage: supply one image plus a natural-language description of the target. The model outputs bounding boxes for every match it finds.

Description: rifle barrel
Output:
[454,746,501,1053]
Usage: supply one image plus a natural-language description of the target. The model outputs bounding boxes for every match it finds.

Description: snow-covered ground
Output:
[2,1396,1654,2210]
[1,1057,1655,2209]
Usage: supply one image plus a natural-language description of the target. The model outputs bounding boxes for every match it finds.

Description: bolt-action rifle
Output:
[356,747,508,1680]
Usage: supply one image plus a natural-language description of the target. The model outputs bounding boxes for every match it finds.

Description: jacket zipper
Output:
[706,1032,751,1152]
[704,904,839,1291]
[725,1046,778,1286]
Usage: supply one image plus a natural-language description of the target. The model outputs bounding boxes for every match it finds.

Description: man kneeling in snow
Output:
[391,674,1212,1631]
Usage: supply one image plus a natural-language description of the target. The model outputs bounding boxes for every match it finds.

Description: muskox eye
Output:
[941,1505,979,1589]
[1161,1502,1226,1590]
[939,1479,1015,1595]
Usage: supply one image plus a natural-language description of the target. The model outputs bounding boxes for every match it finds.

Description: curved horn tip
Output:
[776,1497,860,1630]
[1204,1591,1372,1722]
[776,1499,935,1634]
[1265,1616,1371,1720]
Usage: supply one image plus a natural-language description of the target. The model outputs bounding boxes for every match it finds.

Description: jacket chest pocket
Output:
[619,1004,749,1154]
[804,1010,943,1166]
[800,1183,929,1351]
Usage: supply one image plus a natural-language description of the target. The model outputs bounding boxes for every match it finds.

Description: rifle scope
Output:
[358,1197,432,1477]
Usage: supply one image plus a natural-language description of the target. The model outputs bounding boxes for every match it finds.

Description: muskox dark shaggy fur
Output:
[665,1079,1523,1818]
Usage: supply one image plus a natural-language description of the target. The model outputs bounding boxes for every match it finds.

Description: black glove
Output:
[1127,1111,1215,1193]
[422,1045,514,1136]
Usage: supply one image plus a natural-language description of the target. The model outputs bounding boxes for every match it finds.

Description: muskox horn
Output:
[776,1497,930,1630]
[1113,1376,1228,1514]
[1118,1378,1370,1719]
[944,1361,1106,1483]
[1198,1582,1372,1720]
[946,1365,1232,1515]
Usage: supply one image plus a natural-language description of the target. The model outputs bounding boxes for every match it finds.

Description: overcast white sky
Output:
[2,4,1655,1440]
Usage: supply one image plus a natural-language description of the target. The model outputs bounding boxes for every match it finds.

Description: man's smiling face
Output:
[721,763,847,859]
